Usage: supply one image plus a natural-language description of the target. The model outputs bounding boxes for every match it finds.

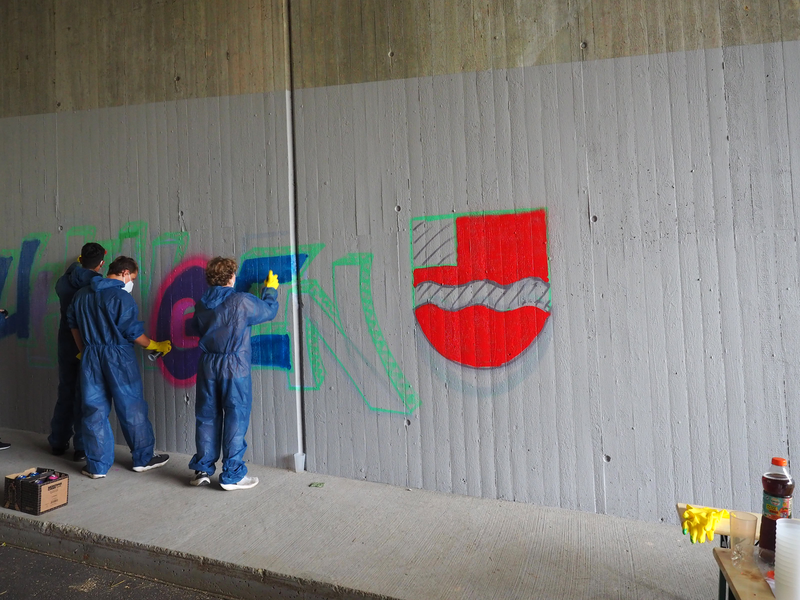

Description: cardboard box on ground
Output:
[4,467,69,515]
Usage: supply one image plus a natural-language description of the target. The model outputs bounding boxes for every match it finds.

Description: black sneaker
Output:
[73,450,86,462]
[50,445,67,456]
[0,440,10,451]
[133,453,169,472]
[190,471,211,486]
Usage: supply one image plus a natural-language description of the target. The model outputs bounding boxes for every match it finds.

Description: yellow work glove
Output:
[264,270,279,290]
[682,505,729,544]
[76,352,82,360]
[146,340,172,356]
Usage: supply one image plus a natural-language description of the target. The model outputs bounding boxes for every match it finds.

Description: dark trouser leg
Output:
[72,373,84,452]
[48,349,80,450]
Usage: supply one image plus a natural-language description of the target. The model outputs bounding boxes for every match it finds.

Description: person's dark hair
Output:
[79,242,106,270]
[206,257,237,287]
[107,256,139,276]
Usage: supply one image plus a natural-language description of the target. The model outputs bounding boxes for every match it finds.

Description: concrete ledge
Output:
[0,511,383,599]
[0,428,720,600]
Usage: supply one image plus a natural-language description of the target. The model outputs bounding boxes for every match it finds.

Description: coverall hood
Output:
[199,286,237,310]
[90,277,125,293]
[56,262,102,330]
[67,262,102,290]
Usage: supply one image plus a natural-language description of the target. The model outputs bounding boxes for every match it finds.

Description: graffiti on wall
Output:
[0,237,44,343]
[411,209,551,368]
[0,223,418,415]
[2,210,550,413]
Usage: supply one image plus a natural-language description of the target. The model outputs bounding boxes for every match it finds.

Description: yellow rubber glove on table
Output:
[146,339,172,356]
[682,504,729,544]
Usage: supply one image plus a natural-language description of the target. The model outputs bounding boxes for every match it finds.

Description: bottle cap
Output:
[772,457,788,467]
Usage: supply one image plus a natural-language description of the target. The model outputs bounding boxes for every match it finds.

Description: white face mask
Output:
[123,274,134,294]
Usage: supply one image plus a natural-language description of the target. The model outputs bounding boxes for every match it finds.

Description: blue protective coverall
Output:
[67,277,156,475]
[48,262,102,453]
[188,285,279,484]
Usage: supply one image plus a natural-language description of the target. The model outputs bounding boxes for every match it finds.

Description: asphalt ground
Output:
[0,543,225,600]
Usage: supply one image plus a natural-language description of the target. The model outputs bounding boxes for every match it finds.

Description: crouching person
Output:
[67,256,172,479]
[188,257,280,490]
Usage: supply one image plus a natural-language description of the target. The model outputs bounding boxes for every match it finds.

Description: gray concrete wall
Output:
[2,1,800,525]
[0,93,299,468]
[293,40,800,521]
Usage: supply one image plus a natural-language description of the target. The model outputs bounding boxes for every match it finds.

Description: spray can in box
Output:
[759,456,795,558]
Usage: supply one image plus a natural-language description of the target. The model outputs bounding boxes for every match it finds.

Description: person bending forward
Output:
[68,256,172,479]
[188,257,279,490]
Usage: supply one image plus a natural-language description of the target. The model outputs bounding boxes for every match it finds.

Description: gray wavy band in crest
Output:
[414,277,552,313]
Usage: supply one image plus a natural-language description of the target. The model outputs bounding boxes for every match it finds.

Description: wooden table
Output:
[713,547,774,600]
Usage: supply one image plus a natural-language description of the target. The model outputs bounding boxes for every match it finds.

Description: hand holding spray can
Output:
[145,340,171,362]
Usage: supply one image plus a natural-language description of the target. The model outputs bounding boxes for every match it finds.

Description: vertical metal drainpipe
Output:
[284,0,306,472]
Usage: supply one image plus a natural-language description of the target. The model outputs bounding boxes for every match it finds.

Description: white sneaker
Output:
[81,467,106,479]
[220,475,259,491]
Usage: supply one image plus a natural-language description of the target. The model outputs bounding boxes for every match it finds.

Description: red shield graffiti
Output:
[412,210,550,368]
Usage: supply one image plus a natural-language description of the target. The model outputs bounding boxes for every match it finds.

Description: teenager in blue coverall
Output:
[48,242,106,461]
[67,256,173,479]
[188,257,280,490]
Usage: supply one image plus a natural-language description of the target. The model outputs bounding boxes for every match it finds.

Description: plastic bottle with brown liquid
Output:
[759,456,795,559]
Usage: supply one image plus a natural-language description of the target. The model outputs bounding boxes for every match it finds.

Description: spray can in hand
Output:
[759,456,795,559]
[147,351,163,362]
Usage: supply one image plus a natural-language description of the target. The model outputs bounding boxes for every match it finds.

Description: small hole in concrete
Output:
[603,454,611,463]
